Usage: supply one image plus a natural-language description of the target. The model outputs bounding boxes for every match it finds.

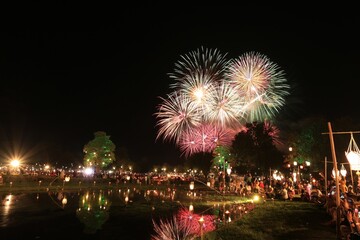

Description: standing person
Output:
[281,185,288,201]
[218,172,224,192]
[306,181,312,200]
[340,178,348,194]
[288,185,295,201]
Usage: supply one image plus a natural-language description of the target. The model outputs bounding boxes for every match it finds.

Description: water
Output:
[0,187,254,240]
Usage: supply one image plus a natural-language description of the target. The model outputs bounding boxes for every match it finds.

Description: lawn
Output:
[212,200,336,240]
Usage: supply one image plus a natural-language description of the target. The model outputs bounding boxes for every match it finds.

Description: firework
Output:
[263,120,282,146]
[154,92,202,144]
[226,51,290,122]
[179,124,237,157]
[151,215,195,240]
[176,208,216,235]
[169,46,229,108]
[155,48,289,157]
[204,81,245,128]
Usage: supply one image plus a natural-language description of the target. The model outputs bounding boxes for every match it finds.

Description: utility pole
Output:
[325,156,327,196]
[327,122,341,240]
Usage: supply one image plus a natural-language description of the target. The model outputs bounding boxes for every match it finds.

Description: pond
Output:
[0,186,255,240]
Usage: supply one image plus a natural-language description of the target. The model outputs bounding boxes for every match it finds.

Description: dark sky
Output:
[0,3,359,168]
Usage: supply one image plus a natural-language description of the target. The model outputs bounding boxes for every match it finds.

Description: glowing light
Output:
[253,195,260,202]
[62,197,68,205]
[84,167,94,176]
[346,151,360,171]
[340,164,347,177]
[10,160,20,167]
[189,181,194,190]
[189,204,194,212]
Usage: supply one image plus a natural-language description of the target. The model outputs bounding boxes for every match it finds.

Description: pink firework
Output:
[176,208,216,235]
[263,120,282,146]
[179,124,237,157]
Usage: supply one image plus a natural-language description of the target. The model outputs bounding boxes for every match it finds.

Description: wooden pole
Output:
[328,122,341,240]
[325,156,328,196]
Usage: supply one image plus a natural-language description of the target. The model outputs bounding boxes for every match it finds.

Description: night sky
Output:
[0,3,359,168]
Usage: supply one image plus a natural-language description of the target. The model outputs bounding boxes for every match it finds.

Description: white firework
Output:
[226,51,290,122]
[204,81,245,128]
[155,91,203,144]
[169,46,229,109]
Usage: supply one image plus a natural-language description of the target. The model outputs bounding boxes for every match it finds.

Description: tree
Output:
[282,116,329,172]
[83,131,116,172]
[211,145,233,175]
[231,122,284,175]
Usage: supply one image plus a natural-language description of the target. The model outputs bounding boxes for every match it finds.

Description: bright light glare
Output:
[253,195,260,202]
[10,160,20,167]
[84,167,94,176]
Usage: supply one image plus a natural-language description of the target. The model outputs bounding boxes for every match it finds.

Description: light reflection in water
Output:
[0,187,255,236]
[1,194,12,227]
[76,190,111,234]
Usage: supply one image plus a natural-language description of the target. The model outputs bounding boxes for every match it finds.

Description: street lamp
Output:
[189,181,194,191]
[226,167,232,176]
[198,216,204,240]
[63,176,70,187]
[293,161,300,182]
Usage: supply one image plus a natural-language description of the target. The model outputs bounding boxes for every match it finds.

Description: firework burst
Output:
[204,81,245,128]
[263,120,282,146]
[169,46,229,108]
[226,51,290,122]
[155,47,290,157]
[151,215,195,240]
[155,92,203,144]
[179,124,237,157]
[176,208,216,235]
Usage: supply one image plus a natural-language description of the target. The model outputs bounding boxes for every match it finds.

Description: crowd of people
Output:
[323,178,360,240]
[206,172,325,202]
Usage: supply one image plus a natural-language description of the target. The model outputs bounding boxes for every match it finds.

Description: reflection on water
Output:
[76,190,111,234]
[0,186,258,239]
[1,193,34,227]
[1,194,12,226]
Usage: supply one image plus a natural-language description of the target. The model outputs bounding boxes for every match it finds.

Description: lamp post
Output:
[189,181,195,198]
[198,216,204,240]
[226,167,231,192]
[63,176,70,188]
[293,161,300,182]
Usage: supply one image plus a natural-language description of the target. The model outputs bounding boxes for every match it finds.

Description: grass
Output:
[212,200,336,240]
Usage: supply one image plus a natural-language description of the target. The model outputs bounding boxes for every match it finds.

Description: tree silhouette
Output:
[231,122,283,175]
